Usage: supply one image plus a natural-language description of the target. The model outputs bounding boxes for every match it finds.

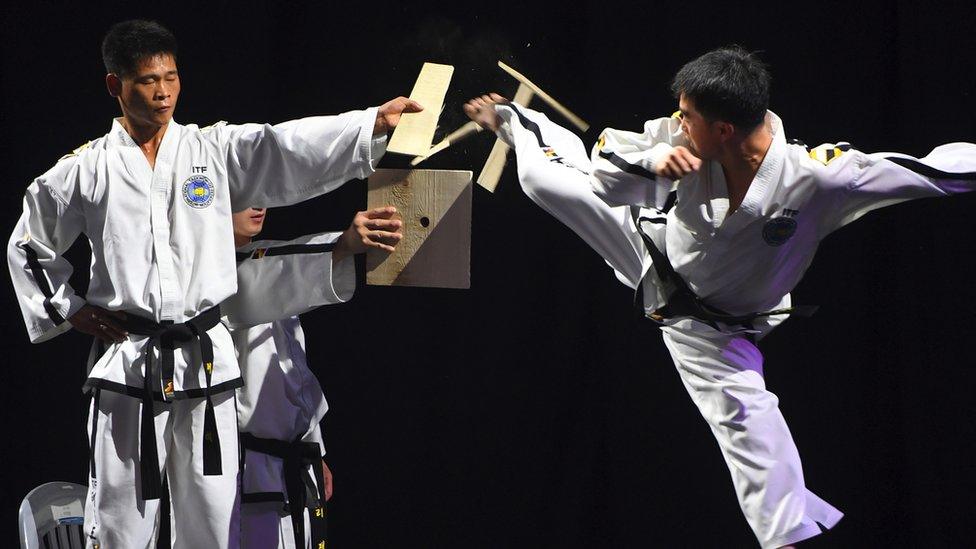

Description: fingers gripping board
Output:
[387,62,455,156]
[366,169,473,289]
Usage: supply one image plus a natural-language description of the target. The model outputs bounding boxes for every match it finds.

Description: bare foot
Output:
[463,93,508,132]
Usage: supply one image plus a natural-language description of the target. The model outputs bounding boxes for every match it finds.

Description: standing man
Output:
[225,205,402,549]
[463,47,975,548]
[7,19,420,548]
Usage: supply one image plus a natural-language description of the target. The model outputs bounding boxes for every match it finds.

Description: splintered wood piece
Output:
[366,169,473,289]
[387,62,455,156]
[476,83,534,192]
[497,60,589,131]
[410,121,484,166]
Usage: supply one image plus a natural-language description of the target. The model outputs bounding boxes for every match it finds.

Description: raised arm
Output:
[222,207,401,327]
[589,113,690,209]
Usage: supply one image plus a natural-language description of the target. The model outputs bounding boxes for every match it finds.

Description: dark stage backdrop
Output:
[2,1,975,547]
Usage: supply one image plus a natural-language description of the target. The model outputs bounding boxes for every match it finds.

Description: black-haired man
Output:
[8,19,418,548]
[464,46,976,547]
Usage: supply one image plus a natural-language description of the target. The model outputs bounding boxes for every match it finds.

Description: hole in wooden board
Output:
[419,216,430,228]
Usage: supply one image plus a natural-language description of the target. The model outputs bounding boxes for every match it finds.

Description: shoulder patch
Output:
[596,134,606,151]
[808,142,852,166]
[671,110,682,119]
[59,140,92,161]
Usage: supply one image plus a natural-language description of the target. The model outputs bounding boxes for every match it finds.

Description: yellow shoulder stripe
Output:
[59,140,92,161]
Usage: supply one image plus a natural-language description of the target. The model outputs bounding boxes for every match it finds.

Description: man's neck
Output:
[121,117,168,169]
[234,234,252,248]
[718,121,774,212]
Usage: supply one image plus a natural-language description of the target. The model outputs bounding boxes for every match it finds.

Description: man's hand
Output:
[333,206,403,262]
[68,304,128,343]
[322,460,333,501]
[374,97,424,136]
[655,145,702,180]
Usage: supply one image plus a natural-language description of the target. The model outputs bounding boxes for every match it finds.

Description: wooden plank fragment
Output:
[497,61,589,131]
[366,169,473,289]
[410,121,484,166]
[386,62,455,156]
[476,83,534,192]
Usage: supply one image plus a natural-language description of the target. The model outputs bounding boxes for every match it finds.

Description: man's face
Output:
[232,208,267,242]
[678,94,720,159]
[115,53,180,128]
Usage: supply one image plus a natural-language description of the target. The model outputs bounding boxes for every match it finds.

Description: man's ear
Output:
[716,120,736,143]
[105,73,122,98]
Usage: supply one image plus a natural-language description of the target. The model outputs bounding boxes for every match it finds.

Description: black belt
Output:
[631,207,817,330]
[240,432,327,549]
[119,305,223,500]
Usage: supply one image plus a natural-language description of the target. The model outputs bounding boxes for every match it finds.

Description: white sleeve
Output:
[7,161,88,342]
[819,142,976,232]
[210,108,387,210]
[222,231,356,328]
[589,115,686,209]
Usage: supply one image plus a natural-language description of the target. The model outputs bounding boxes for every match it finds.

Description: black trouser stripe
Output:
[21,243,66,325]
[236,242,337,262]
[506,103,549,148]
[598,149,657,180]
[884,156,976,181]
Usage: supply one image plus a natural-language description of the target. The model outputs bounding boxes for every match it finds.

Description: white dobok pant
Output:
[84,390,241,548]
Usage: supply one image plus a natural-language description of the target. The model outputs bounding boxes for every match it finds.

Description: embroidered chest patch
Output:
[762,216,798,246]
[182,175,215,209]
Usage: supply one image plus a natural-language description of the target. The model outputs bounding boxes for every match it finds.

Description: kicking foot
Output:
[463,93,508,132]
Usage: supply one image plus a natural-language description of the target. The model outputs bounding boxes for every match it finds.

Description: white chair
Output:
[19,482,88,549]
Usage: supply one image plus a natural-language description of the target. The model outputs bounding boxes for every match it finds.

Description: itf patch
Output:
[762,217,797,246]
[183,175,215,209]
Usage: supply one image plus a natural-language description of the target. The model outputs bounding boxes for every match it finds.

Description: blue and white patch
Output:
[182,175,215,209]
[762,217,797,246]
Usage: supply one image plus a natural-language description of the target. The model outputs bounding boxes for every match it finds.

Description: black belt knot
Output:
[241,432,327,548]
[119,305,223,500]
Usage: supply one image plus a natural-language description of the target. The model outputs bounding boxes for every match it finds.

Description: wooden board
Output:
[387,62,455,156]
[476,83,534,192]
[366,169,473,289]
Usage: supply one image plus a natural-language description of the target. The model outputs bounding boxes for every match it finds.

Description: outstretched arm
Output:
[818,142,976,232]
[218,98,423,210]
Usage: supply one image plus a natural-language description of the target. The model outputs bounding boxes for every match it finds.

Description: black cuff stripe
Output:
[237,242,337,262]
[597,149,657,180]
[21,243,66,325]
[884,156,976,181]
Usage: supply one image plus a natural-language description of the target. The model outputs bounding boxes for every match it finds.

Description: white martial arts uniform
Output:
[492,102,976,548]
[225,231,355,549]
[8,111,385,548]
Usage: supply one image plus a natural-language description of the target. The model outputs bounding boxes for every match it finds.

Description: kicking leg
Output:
[465,94,647,288]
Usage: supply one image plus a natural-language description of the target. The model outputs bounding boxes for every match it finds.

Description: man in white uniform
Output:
[463,47,976,548]
[224,205,402,549]
[7,19,420,548]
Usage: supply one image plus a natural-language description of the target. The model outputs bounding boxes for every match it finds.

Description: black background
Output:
[3,1,976,547]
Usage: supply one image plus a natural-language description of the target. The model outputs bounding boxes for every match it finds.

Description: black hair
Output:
[101,20,177,77]
[670,46,770,132]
